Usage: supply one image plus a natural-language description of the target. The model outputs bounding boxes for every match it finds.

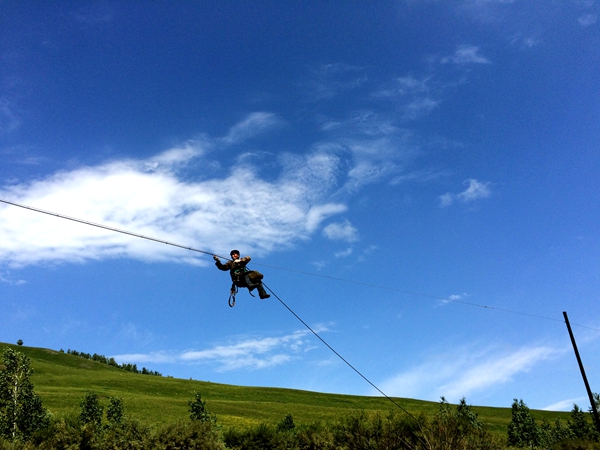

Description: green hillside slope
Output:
[1,343,569,434]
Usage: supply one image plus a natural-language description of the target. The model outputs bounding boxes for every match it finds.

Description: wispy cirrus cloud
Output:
[221,112,283,145]
[439,178,491,207]
[441,45,491,65]
[306,63,368,101]
[543,396,588,412]
[0,99,21,134]
[374,75,441,119]
[578,13,597,27]
[376,343,560,403]
[112,328,323,371]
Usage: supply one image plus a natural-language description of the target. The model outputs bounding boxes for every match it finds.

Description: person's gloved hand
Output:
[213,255,219,262]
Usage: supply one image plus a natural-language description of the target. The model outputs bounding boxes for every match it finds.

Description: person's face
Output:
[231,252,240,259]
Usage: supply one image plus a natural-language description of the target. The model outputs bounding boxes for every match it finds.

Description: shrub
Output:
[294,421,335,450]
[277,413,296,432]
[419,397,503,450]
[188,391,216,424]
[152,420,225,450]
[79,391,103,428]
[106,397,124,426]
[333,409,424,450]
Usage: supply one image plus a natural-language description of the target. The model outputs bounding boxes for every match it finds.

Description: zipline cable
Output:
[262,282,423,421]
[1,198,598,333]
[0,198,230,262]
[251,263,573,327]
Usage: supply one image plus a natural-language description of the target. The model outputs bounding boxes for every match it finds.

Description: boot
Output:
[257,284,270,299]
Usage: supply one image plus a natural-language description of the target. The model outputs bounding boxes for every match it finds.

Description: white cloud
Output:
[112,328,319,371]
[221,112,282,145]
[334,248,353,258]
[0,274,26,285]
[0,114,357,267]
[0,110,428,267]
[323,220,359,243]
[543,396,587,412]
[377,343,560,403]
[439,179,491,207]
[374,76,440,119]
[442,45,491,65]
[509,33,540,49]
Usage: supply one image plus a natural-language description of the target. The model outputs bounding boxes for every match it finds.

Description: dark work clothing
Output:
[215,256,251,286]
[214,255,270,299]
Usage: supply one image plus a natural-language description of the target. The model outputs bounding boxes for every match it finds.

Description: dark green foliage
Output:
[294,421,335,450]
[106,397,124,425]
[539,417,572,448]
[101,418,150,450]
[550,440,600,450]
[332,408,427,450]
[419,397,502,450]
[188,391,216,423]
[223,422,283,450]
[507,398,600,448]
[65,349,162,376]
[508,398,542,447]
[152,420,225,450]
[277,413,295,432]
[16,341,22,347]
[0,347,49,442]
[80,391,103,428]
[569,404,594,441]
[24,415,223,450]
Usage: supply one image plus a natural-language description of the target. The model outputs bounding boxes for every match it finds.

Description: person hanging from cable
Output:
[213,250,270,300]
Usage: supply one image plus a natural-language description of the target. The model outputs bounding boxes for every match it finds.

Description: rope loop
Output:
[228,284,238,307]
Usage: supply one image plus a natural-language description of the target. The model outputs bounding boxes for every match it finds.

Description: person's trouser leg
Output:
[256,283,270,299]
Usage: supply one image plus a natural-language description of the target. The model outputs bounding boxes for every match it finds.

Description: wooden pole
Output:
[563,311,600,435]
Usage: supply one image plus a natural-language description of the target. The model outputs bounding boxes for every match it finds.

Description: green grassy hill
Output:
[2,343,570,435]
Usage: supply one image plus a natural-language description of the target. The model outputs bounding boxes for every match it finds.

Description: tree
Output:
[507,398,541,448]
[569,404,593,440]
[80,391,103,427]
[277,413,296,432]
[0,347,49,441]
[188,391,215,423]
[106,397,124,425]
[420,397,498,450]
[16,340,23,346]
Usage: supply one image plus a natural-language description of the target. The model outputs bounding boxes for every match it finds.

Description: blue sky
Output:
[1,1,599,412]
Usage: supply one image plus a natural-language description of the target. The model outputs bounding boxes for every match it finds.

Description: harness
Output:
[228,266,262,307]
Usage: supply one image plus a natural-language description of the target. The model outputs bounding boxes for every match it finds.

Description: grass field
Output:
[1,343,571,436]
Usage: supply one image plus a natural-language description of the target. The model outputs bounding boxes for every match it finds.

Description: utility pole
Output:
[563,311,600,435]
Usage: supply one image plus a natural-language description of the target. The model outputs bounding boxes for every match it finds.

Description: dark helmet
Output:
[230,249,240,256]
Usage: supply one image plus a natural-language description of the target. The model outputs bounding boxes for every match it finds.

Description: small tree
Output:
[277,413,296,431]
[80,391,103,427]
[188,391,215,423]
[507,398,541,448]
[569,404,592,440]
[0,347,49,441]
[16,340,23,346]
[106,397,124,425]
